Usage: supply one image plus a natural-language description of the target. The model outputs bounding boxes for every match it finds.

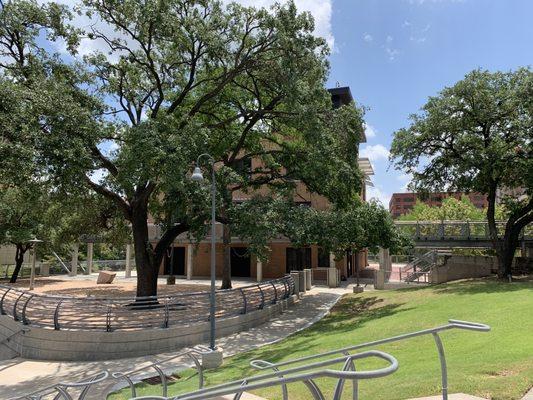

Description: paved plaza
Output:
[0,278,355,399]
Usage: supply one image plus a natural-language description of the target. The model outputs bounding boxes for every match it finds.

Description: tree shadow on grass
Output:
[225,296,412,369]
[430,276,533,296]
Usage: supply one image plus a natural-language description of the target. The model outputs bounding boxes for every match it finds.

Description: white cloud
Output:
[410,36,427,43]
[363,33,373,43]
[397,173,413,191]
[402,20,411,28]
[360,144,390,162]
[363,123,377,138]
[386,35,394,43]
[385,47,400,61]
[366,186,392,206]
[408,0,464,4]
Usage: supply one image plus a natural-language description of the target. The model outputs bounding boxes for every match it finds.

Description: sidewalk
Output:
[0,285,349,399]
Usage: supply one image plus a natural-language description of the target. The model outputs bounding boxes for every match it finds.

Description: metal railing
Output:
[394,220,533,241]
[399,250,438,283]
[0,276,295,332]
[11,346,212,400]
[111,346,211,398]
[13,371,110,400]
[10,320,489,400]
[247,319,490,400]
[132,350,398,400]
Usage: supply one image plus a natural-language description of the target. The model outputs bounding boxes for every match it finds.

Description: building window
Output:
[318,248,330,268]
[286,247,311,273]
[233,158,252,178]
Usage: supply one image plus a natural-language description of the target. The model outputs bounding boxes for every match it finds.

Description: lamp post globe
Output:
[191,166,204,182]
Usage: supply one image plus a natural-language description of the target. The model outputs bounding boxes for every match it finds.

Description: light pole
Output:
[190,153,217,350]
[28,238,43,291]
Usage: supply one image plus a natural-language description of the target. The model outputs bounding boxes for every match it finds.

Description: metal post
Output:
[210,161,216,350]
[187,244,194,280]
[125,244,132,278]
[28,239,42,291]
[432,332,448,400]
[256,259,263,282]
[87,242,94,275]
[29,246,37,291]
[70,243,79,276]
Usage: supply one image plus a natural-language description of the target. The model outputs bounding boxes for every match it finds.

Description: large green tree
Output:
[390,68,532,278]
[1,0,364,296]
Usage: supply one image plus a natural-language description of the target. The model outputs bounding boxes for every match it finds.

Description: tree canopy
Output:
[390,68,532,277]
[398,196,506,222]
[1,0,372,296]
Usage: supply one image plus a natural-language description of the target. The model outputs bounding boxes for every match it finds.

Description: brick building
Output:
[149,86,374,281]
[389,192,488,219]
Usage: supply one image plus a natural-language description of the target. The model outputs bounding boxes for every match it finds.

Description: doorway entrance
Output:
[231,247,251,277]
[164,246,185,276]
[286,247,312,273]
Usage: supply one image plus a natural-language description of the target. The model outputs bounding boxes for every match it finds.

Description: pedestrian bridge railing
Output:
[0,276,295,332]
[394,220,533,241]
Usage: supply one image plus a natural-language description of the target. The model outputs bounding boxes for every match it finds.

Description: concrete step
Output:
[218,393,266,400]
[408,394,487,400]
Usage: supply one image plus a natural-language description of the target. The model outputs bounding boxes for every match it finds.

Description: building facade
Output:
[150,87,374,281]
[389,192,488,219]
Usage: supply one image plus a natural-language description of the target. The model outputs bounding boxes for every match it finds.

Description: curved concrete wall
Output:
[0,295,297,361]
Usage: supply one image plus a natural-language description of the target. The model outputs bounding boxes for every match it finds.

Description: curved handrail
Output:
[0,275,295,332]
[250,319,490,370]
[250,319,490,400]
[131,350,398,400]
[12,371,109,400]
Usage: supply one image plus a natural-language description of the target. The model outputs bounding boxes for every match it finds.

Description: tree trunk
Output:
[10,244,28,283]
[221,223,232,289]
[130,203,158,298]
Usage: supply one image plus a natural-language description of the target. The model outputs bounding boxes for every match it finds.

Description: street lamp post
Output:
[190,153,217,351]
[28,238,43,291]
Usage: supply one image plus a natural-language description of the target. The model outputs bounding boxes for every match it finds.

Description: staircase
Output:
[399,250,439,283]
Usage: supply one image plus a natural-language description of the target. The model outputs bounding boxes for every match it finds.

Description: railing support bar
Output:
[432,332,448,400]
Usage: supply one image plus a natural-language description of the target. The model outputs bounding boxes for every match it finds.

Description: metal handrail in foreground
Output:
[13,371,110,400]
[111,346,211,398]
[12,346,212,400]
[250,319,490,400]
[132,350,398,400]
[0,276,295,332]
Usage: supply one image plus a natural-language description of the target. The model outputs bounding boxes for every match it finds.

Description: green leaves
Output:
[390,67,532,199]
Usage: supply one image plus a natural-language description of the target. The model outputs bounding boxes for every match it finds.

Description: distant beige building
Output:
[150,86,374,281]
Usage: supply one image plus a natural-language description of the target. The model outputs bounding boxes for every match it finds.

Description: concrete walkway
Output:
[523,388,533,400]
[0,284,352,399]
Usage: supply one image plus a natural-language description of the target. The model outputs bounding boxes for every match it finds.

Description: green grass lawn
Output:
[108,277,533,400]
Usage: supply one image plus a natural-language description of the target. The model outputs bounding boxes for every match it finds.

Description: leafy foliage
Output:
[399,196,506,222]
[390,68,532,277]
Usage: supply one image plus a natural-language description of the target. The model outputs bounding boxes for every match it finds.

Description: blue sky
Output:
[323,0,533,206]
[41,0,532,205]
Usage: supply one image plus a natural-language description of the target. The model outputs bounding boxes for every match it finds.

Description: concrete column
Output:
[86,242,94,275]
[125,244,132,278]
[304,269,312,290]
[256,260,263,282]
[379,248,391,271]
[290,271,300,294]
[186,244,193,280]
[329,252,336,268]
[298,271,306,293]
[327,267,338,288]
[70,243,79,276]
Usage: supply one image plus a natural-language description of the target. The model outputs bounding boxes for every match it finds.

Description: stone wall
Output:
[429,255,494,284]
[513,257,533,274]
[0,294,298,361]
